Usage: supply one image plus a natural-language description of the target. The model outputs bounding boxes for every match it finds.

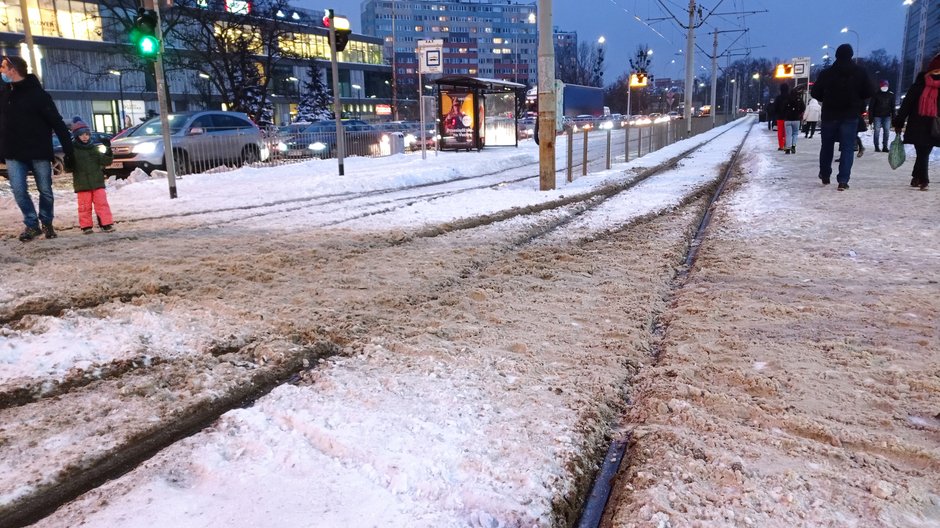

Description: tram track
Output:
[0,119,750,528]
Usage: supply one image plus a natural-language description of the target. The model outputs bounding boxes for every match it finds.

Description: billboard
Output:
[440,90,475,146]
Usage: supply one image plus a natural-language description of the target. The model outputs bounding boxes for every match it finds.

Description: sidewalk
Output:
[606,123,940,527]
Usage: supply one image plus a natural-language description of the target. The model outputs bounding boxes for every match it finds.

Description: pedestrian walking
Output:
[774,84,789,150]
[810,44,874,190]
[868,80,896,152]
[781,86,806,154]
[803,97,821,138]
[892,53,940,191]
[766,98,777,131]
[0,55,74,241]
[69,118,116,232]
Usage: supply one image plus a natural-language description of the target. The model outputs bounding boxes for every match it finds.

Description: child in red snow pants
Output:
[77,188,113,229]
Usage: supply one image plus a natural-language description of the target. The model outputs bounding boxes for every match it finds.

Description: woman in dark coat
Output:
[893,54,940,190]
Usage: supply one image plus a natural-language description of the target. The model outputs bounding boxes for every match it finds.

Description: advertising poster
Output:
[441,90,475,146]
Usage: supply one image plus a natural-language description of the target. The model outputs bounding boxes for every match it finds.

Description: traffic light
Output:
[629,72,648,88]
[130,8,160,60]
[322,9,352,52]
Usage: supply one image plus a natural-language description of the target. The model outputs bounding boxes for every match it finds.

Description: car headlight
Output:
[96,145,108,154]
[404,133,416,145]
[277,142,288,152]
[310,142,327,152]
[133,142,158,154]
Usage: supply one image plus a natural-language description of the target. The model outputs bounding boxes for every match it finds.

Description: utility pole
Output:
[649,4,765,134]
[683,0,695,135]
[18,0,39,80]
[536,0,555,191]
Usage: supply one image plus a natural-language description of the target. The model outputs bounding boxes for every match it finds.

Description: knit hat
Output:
[927,53,940,73]
[835,44,853,60]
[880,80,890,88]
[71,116,90,138]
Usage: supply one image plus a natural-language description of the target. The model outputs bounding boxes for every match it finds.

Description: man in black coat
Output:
[0,55,74,241]
[868,80,896,152]
[810,44,874,190]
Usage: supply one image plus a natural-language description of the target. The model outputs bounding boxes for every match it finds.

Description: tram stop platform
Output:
[600,119,940,527]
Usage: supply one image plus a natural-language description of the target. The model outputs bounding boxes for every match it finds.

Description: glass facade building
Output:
[0,0,390,130]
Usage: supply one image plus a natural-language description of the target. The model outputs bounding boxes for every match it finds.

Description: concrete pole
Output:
[710,29,718,127]
[683,0,696,135]
[18,0,39,80]
[537,0,556,191]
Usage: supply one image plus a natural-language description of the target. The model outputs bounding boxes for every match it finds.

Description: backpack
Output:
[784,95,805,118]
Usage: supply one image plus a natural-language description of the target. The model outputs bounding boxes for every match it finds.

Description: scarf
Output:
[919,75,940,117]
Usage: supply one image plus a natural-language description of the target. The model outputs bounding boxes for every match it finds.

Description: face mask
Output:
[0,73,10,83]
[880,86,888,92]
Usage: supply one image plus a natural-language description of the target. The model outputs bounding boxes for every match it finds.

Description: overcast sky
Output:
[299,0,907,81]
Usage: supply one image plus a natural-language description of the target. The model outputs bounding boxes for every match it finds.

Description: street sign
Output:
[792,56,810,79]
[417,39,443,74]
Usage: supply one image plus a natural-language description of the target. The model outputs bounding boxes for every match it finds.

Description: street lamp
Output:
[841,27,860,57]
[109,70,125,130]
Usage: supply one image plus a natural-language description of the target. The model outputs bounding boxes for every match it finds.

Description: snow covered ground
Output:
[0,118,937,527]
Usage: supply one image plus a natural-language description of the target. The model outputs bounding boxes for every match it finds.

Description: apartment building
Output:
[899,0,940,96]
[361,0,538,101]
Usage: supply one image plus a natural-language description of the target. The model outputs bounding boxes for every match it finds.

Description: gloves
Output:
[99,137,111,147]
[63,153,75,171]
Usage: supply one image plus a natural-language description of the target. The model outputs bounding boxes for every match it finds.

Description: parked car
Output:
[276,120,384,159]
[106,111,269,177]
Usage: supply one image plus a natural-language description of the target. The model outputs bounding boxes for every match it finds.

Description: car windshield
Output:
[127,114,190,137]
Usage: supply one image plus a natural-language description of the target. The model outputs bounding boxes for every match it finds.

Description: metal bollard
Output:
[606,129,611,170]
[582,128,589,176]
[624,124,630,162]
[567,126,573,183]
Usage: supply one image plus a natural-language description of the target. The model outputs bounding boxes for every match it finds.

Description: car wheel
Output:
[172,150,191,176]
[52,156,68,177]
[241,145,260,165]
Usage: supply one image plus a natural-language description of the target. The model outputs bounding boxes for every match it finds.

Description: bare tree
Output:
[167,0,300,121]
[557,41,604,87]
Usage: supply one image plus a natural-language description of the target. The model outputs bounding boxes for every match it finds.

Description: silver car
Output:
[106,111,269,177]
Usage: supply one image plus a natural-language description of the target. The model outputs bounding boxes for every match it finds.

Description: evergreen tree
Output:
[296,59,334,122]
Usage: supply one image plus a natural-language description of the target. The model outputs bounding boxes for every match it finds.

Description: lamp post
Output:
[841,27,860,58]
[109,70,125,130]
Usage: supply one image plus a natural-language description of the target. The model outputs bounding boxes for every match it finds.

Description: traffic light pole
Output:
[327,14,345,176]
[151,0,177,198]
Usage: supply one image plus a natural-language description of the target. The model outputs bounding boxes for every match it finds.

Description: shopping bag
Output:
[888,136,905,170]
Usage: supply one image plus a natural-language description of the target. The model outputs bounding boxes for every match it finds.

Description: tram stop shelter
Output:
[433,75,526,151]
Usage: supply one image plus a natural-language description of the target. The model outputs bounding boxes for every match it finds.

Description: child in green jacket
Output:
[69,118,115,233]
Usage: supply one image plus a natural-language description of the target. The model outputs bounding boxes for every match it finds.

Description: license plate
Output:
[107,161,123,169]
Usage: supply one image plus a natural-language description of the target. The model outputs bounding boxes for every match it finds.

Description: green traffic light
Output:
[138,35,159,58]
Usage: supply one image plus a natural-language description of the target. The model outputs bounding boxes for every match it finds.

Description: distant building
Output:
[0,2,389,130]
[360,0,538,106]
[553,26,578,80]
[899,0,940,96]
